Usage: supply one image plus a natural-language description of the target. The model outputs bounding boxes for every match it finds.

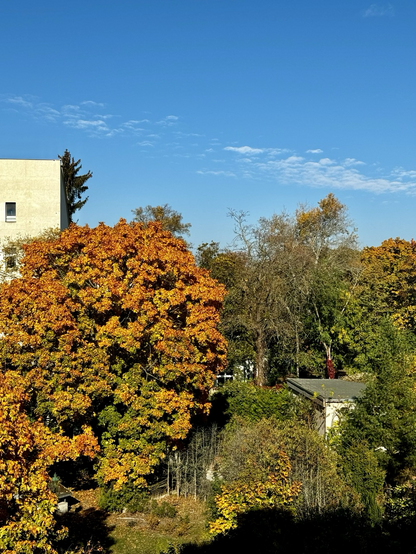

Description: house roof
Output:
[287,378,366,404]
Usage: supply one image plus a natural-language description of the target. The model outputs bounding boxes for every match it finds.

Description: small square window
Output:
[5,202,16,222]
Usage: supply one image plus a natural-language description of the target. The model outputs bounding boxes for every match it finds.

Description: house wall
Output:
[325,403,342,435]
[314,404,326,436]
[0,159,68,241]
[316,402,352,436]
[313,402,344,436]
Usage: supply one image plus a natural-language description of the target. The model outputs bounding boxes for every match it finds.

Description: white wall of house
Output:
[312,401,351,436]
[0,159,69,241]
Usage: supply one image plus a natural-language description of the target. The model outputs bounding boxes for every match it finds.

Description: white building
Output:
[0,159,69,241]
[0,159,69,275]
[287,378,366,436]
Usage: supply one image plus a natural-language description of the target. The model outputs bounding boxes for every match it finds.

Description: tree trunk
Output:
[322,342,335,379]
[255,333,268,386]
[295,324,300,377]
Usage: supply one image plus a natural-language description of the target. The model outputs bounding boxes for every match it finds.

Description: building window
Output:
[5,202,16,223]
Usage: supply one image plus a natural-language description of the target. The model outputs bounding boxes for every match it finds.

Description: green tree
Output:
[210,381,295,424]
[340,441,385,523]
[337,238,416,377]
[210,417,356,535]
[132,204,191,238]
[293,194,360,377]
[360,238,416,332]
[339,321,416,488]
[196,242,243,290]
[223,195,359,384]
[59,149,92,222]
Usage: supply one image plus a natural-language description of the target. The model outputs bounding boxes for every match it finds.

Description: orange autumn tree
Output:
[360,238,416,332]
[0,220,227,489]
[0,371,98,554]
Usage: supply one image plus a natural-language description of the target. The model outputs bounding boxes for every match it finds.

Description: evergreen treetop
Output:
[59,149,92,222]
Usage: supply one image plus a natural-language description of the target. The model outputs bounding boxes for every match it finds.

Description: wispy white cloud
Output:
[344,158,365,166]
[6,96,34,109]
[3,94,415,196]
[62,104,82,113]
[35,105,61,122]
[0,94,181,140]
[221,145,416,194]
[137,140,155,147]
[362,3,395,17]
[174,131,205,138]
[65,119,109,131]
[391,168,416,180]
[224,146,264,155]
[81,100,105,107]
[224,146,290,157]
[197,170,236,177]
[156,115,179,126]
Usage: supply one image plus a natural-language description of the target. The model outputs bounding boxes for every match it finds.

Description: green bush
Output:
[98,482,150,513]
[210,381,295,424]
[384,483,416,524]
[151,500,177,518]
[339,441,385,523]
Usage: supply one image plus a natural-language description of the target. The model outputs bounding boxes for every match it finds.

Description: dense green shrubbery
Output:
[150,500,177,518]
[339,441,385,523]
[99,482,150,513]
[213,417,356,519]
[98,482,178,519]
[210,381,296,424]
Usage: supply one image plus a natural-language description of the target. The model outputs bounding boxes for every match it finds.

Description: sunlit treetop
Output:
[0,219,227,488]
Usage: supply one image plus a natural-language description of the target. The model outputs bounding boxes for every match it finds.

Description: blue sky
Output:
[1,0,415,249]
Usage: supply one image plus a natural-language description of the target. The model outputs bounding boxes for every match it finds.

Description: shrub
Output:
[98,482,149,513]
[210,381,295,424]
[151,500,177,518]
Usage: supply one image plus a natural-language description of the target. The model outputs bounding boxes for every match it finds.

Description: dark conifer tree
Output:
[59,149,92,222]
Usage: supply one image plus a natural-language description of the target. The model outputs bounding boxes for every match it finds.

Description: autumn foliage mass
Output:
[0,219,227,550]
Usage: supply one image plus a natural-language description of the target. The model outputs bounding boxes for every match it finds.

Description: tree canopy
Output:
[0,371,98,553]
[132,204,191,238]
[216,194,359,384]
[0,220,227,490]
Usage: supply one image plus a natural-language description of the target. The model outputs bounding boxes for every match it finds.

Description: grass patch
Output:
[69,490,210,554]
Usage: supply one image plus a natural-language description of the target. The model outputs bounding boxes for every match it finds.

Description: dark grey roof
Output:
[287,378,366,403]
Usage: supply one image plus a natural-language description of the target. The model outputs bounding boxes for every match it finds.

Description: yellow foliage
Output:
[0,372,98,553]
[0,220,227,489]
[209,450,301,535]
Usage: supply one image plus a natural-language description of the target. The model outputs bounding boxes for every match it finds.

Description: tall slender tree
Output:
[59,149,92,222]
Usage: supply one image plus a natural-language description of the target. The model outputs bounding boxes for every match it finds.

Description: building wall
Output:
[315,401,352,436]
[0,159,68,241]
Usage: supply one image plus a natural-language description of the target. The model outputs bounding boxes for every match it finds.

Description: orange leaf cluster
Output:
[0,371,98,553]
[361,238,416,331]
[0,220,227,489]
